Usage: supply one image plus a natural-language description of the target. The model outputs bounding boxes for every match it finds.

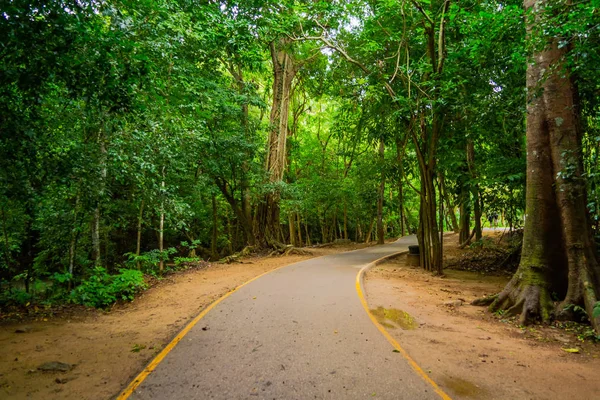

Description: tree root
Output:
[479,268,600,332]
[487,279,554,325]
[458,229,476,249]
[471,294,498,306]
[284,246,312,256]
[219,255,242,264]
[269,245,312,257]
[239,246,255,256]
[312,242,334,248]
[218,246,256,264]
[555,268,600,333]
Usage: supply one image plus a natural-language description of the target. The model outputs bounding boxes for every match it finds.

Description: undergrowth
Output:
[1,243,208,310]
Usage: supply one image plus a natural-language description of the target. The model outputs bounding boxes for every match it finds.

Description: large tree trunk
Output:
[256,39,298,247]
[415,158,442,274]
[485,0,600,331]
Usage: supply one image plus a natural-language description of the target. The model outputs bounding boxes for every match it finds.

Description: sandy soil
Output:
[364,234,600,400]
[0,245,364,400]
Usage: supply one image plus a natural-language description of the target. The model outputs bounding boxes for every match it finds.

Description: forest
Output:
[1,0,600,329]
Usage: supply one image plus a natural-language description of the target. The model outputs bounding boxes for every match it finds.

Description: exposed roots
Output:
[239,246,255,257]
[555,268,600,333]
[471,294,498,306]
[219,255,242,264]
[458,229,476,249]
[477,268,600,332]
[269,245,312,257]
[487,278,554,325]
[473,272,554,326]
[218,246,256,264]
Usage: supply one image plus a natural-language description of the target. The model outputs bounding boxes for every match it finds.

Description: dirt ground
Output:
[5,235,600,400]
[0,244,366,400]
[364,233,600,400]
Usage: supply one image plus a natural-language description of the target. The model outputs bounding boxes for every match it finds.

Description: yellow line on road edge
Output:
[356,253,452,400]
[117,263,293,399]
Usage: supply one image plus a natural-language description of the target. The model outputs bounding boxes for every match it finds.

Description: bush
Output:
[0,287,32,306]
[124,248,177,273]
[71,267,147,308]
[173,256,201,268]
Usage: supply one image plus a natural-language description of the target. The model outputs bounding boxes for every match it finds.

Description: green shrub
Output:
[71,267,147,308]
[51,272,72,284]
[173,256,200,268]
[124,251,160,270]
[0,287,32,306]
[124,248,177,273]
[110,269,148,301]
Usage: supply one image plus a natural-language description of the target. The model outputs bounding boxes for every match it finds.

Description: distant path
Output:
[125,237,444,399]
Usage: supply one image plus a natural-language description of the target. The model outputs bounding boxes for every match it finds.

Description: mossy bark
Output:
[256,38,298,246]
[484,0,600,331]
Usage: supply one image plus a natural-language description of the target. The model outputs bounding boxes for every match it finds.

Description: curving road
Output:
[126,236,441,400]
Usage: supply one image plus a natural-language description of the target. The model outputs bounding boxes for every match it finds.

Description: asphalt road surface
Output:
[129,236,441,400]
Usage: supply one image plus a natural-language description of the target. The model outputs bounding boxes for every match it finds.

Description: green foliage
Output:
[564,303,589,322]
[0,287,32,306]
[180,240,201,253]
[124,248,177,273]
[124,252,160,271]
[70,267,147,308]
[0,0,598,325]
[173,257,201,268]
[51,272,73,285]
[555,320,600,343]
[131,344,147,353]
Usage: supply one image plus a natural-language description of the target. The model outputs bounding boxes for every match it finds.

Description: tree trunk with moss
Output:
[482,0,600,330]
[255,39,298,247]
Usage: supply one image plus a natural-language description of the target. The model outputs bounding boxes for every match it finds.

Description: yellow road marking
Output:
[117,263,293,399]
[356,252,452,400]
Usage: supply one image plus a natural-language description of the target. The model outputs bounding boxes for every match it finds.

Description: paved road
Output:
[130,236,439,400]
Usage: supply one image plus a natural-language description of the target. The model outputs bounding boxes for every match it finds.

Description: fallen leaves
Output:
[561,348,580,354]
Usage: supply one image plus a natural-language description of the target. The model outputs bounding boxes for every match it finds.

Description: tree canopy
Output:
[1,0,600,327]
